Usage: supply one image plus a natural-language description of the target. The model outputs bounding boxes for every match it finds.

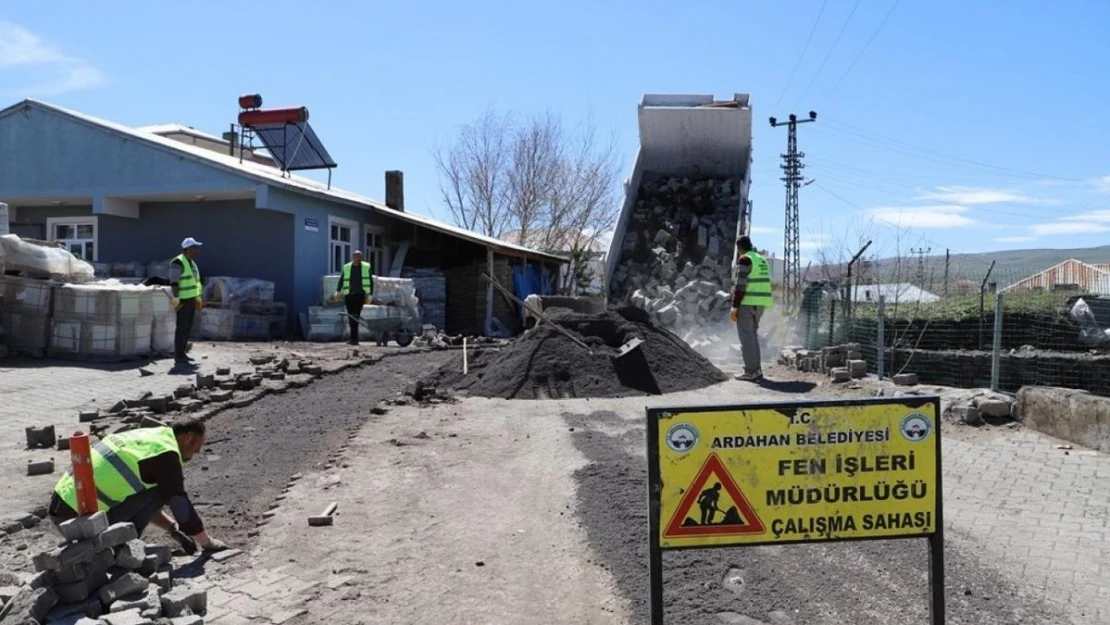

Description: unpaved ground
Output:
[187,350,457,546]
[198,367,1088,625]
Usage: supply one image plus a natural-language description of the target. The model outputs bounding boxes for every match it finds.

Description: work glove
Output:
[729,308,739,324]
[169,525,197,555]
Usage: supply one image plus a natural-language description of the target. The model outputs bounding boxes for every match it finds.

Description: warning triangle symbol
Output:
[663,452,766,538]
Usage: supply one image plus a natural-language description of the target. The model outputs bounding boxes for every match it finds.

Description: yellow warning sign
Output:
[650,397,940,549]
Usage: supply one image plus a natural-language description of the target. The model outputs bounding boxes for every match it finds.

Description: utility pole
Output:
[910,247,931,287]
[770,111,817,308]
[943,249,950,297]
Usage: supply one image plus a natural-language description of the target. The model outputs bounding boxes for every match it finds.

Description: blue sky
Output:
[2,0,1109,264]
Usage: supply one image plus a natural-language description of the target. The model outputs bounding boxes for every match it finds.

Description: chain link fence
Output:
[784,253,1110,396]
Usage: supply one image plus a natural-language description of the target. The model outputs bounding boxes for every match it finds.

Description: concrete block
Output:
[846,350,862,360]
[102,608,153,625]
[169,615,203,625]
[78,410,101,423]
[215,367,231,375]
[209,390,233,402]
[57,436,72,451]
[892,373,919,386]
[28,458,56,476]
[150,571,171,594]
[0,586,59,623]
[195,373,215,389]
[43,596,104,621]
[1015,386,1110,452]
[173,385,195,399]
[97,572,149,605]
[59,512,109,542]
[26,425,56,449]
[160,585,206,618]
[830,367,851,383]
[848,360,867,378]
[43,614,104,625]
[34,539,97,573]
[54,577,94,604]
[110,586,160,617]
[115,540,145,570]
[95,523,138,551]
[90,548,117,575]
[29,570,52,589]
[53,562,89,585]
[144,545,171,568]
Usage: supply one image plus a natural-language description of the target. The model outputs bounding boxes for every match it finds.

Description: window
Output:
[328,216,358,273]
[364,225,386,275]
[47,217,98,262]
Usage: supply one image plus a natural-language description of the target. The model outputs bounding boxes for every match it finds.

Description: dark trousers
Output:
[175,299,197,359]
[48,488,164,537]
[345,293,365,343]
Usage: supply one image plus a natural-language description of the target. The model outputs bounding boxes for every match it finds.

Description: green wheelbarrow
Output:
[344,311,421,347]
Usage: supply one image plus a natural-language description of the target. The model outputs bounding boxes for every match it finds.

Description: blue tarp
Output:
[511,263,555,311]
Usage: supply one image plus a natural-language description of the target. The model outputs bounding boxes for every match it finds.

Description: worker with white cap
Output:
[170,238,204,366]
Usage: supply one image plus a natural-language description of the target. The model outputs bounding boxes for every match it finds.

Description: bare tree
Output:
[433,108,620,252]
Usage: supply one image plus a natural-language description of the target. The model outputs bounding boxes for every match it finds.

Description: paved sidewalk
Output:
[941,425,1110,624]
[0,341,375,518]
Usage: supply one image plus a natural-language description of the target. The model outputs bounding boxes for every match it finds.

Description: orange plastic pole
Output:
[69,432,98,516]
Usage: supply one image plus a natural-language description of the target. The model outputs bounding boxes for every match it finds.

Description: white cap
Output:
[181,237,203,249]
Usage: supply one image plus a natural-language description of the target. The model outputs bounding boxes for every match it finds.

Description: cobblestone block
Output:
[95,523,138,551]
[25,425,55,449]
[0,586,59,623]
[43,595,104,621]
[169,615,203,625]
[34,539,97,573]
[97,572,149,605]
[110,585,161,617]
[892,373,918,386]
[144,544,172,568]
[54,577,93,604]
[115,539,146,570]
[28,458,56,476]
[59,512,109,542]
[103,607,153,625]
[160,585,207,618]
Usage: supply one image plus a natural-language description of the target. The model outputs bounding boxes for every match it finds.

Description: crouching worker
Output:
[47,419,227,554]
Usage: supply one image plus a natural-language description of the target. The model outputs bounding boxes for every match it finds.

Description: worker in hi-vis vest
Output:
[170,237,204,367]
[729,235,773,381]
[333,249,375,346]
[47,419,228,554]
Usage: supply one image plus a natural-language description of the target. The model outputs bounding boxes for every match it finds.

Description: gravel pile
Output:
[423,308,727,399]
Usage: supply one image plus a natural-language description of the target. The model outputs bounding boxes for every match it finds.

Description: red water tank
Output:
[238,107,309,127]
[238,94,263,109]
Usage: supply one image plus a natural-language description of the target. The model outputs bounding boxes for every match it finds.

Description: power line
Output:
[817,0,901,106]
[819,116,1081,182]
[771,111,818,308]
[793,0,862,110]
[770,0,830,114]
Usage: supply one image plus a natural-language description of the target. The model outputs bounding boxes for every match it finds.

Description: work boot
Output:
[735,370,763,381]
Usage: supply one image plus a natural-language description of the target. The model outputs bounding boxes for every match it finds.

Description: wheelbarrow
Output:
[344,311,420,347]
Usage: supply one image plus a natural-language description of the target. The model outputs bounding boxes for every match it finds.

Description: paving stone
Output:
[43,596,104,621]
[892,373,918,386]
[0,586,59,623]
[28,458,56,476]
[97,572,149,605]
[160,585,207,618]
[53,577,94,604]
[57,436,72,451]
[209,549,243,563]
[102,608,153,625]
[144,544,172,568]
[115,540,146,570]
[26,425,56,449]
[150,571,172,594]
[78,410,101,423]
[34,539,98,573]
[977,398,1012,418]
[268,608,307,624]
[95,523,138,551]
[44,614,104,625]
[110,586,160,617]
[169,616,203,625]
[209,390,233,402]
[59,512,109,542]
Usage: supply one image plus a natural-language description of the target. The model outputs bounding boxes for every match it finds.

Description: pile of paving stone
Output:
[607,175,743,341]
[778,343,871,383]
[0,512,206,624]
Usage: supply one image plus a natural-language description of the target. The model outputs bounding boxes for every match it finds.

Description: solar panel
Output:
[249,122,337,171]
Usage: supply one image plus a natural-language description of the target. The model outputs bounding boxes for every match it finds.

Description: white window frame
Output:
[327,216,358,274]
[364,224,386,276]
[47,216,99,262]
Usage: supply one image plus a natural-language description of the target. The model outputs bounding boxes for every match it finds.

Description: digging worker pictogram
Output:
[170,237,204,368]
[729,235,773,381]
[334,249,375,346]
[698,483,723,525]
[47,419,228,555]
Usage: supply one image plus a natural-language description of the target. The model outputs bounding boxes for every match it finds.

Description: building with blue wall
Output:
[0,100,564,337]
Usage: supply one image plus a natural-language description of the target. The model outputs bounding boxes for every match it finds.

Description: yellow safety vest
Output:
[340,261,373,296]
[54,427,181,512]
[740,251,773,308]
[175,254,201,300]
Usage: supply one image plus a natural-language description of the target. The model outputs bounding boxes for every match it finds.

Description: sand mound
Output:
[422,308,727,399]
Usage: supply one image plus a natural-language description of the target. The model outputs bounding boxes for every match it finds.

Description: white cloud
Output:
[867,204,975,229]
[749,226,778,235]
[0,21,105,96]
[994,236,1036,243]
[1094,176,1110,194]
[916,186,1040,205]
[1029,221,1110,236]
[1060,209,1110,223]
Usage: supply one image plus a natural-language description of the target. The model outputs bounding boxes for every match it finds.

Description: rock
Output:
[102,607,153,625]
[0,587,59,623]
[1015,386,1110,452]
[892,373,918,386]
[97,573,149,605]
[976,399,1012,418]
[34,540,97,573]
[160,585,206,618]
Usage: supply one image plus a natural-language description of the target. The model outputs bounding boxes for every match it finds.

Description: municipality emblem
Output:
[666,423,700,453]
[899,412,932,442]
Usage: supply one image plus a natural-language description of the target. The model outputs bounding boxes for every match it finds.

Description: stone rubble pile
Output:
[608,176,742,342]
[778,343,871,383]
[412,326,499,351]
[0,512,207,624]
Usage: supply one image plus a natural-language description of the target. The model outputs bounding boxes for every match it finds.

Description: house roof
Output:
[849,283,940,303]
[1,99,567,263]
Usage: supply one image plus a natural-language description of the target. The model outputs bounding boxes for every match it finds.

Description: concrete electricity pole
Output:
[770,111,817,308]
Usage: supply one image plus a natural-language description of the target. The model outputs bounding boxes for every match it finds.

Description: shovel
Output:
[479,273,644,362]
